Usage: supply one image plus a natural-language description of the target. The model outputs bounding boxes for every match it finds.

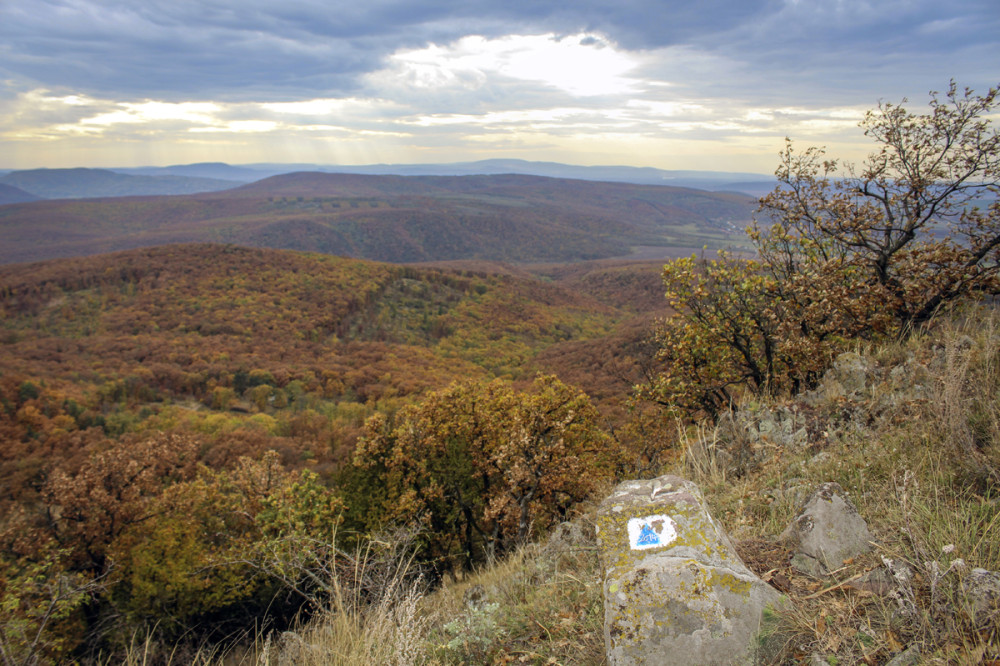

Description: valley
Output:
[0,169,749,660]
[0,243,668,497]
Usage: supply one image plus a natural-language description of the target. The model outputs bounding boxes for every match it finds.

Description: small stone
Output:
[462,584,486,609]
[885,645,921,666]
[781,482,873,576]
[962,568,1000,621]
[545,519,594,554]
[846,567,896,595]
[829,352,872,394]
[807,452,832,467]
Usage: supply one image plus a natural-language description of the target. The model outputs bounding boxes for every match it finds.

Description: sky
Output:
[0,0,997,174]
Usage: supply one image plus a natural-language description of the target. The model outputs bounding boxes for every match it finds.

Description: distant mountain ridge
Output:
[112,162,267,182]
[0,160,776,201]
[0,172,755,266]
[0,167,241,200]
[0,183,40,205]
[108,159,775,196]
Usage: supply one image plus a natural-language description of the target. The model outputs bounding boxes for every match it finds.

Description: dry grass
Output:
[422,522,606,665]
[250,581,427,666]
[672,306,1000,664]
[216,519,606,666]
[116,307,1000,666]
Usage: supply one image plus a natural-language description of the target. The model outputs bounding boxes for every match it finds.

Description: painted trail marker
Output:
[626,514,677,551]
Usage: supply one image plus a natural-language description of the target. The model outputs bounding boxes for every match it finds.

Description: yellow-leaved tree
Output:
[645,82,1000,419]
[348,375,611,573]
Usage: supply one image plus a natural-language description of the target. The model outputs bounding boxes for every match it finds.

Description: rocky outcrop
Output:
[596,475,782,665]
[814,352,872,399]
[781,482,872,577]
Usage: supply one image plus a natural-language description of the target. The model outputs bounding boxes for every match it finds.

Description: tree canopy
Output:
[645,82,1000,418]
[349,375,612,573]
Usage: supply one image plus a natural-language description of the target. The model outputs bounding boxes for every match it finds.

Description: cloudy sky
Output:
[1,0,997,173]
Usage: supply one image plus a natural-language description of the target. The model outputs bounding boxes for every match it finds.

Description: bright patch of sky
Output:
[372,33,640,97]
[0,0,996,172]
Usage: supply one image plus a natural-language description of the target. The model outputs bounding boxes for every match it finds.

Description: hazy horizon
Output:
[0,158,773,179]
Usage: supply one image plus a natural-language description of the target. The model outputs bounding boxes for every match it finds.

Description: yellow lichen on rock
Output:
[597,475,782,665]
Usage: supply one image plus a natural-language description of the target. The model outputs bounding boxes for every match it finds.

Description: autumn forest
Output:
[3,83,1000,664]
[0,236,672,660]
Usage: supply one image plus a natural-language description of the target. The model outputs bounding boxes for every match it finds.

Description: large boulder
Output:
[781,482,872,577]
[596,475,782,665]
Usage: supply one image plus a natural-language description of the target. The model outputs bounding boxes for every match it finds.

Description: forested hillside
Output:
[0,244,654,472]
[0,173,753,265]
[0,183,40,205]
[0,168,239,200]
[0,243,670,661]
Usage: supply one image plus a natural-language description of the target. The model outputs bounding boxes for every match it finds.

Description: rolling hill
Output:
[0,167,241,200]
[0,172,754,265]
[111,162,267,182]
[108,159,774,194]
[0,183,40,205]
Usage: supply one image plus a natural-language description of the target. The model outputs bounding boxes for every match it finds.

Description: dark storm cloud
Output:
[602,0,1000,110]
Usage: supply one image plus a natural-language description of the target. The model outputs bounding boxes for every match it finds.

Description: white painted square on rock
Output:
[627,514,677,551]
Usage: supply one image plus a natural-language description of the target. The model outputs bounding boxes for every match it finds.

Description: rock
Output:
[876,355,934,408]
[462,584,486,609]
[782,482,872,577]
[803,352,874,404]
[828,352,872,394]
[845,567,896,595]
[545,519,595,554]
[962,568,1000,623]
[711,405,811,477]
[807,451,832,467]
[740,405,810,449]
[953,334,976,352]
[596,475,782,665]
[274,630,307,665]
[885,645,921,666]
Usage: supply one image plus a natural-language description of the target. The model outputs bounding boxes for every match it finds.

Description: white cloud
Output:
[368,33,641,97]
[262,99,359,116]
[189,120,279,133]
[86,101,221,127]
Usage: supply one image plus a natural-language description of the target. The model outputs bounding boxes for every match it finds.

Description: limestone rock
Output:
[596,475,782,665]
[825,352,872,396]
[708,405,810,477]
[545,519,595,554]
[885,645,921,666]
[782,482,872,577]
[962,568,1000,625]
[802,352,874,406]
[845,567,896,595]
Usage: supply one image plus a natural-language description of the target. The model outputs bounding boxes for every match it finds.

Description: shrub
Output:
[347,376,612,573]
